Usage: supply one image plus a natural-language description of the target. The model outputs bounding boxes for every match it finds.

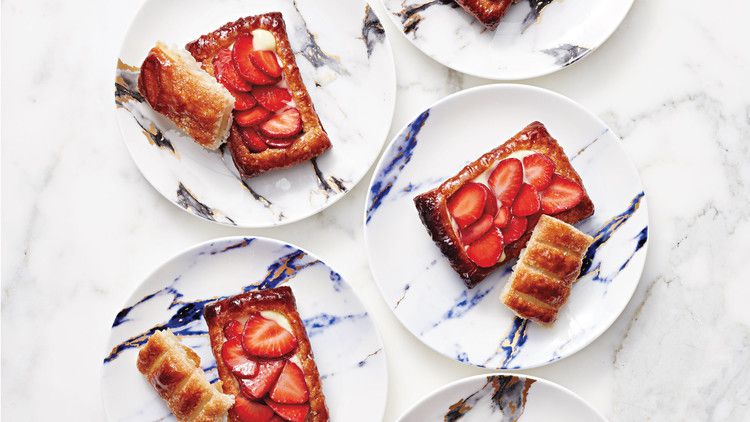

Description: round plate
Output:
[115,0,395,227]
[364,84,648,369]
[381,0,633,80]
[398,373,606,421]
[101,237,387,421]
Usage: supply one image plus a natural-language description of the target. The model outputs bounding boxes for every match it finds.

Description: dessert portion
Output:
[186,13,331,178]
[454,0,513,29]
[414,122,594,288]
[136,330,234,422]
[501,215,594,325]
[203,286,328,422]
[137,42,235,150]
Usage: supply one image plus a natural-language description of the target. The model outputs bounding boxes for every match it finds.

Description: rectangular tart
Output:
[455,0,513,29]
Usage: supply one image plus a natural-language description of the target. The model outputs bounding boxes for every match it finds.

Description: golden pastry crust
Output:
[186,13,332,177]
[413,121,594,288]
[203,287,328,422]
[454,0,513,29]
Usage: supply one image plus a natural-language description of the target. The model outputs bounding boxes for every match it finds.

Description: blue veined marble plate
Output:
[115,0,395,227]
[398,373,606,421]
[364,84,648,370]
[101,237,387,421]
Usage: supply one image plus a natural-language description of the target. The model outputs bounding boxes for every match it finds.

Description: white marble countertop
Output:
[2,0,750,420]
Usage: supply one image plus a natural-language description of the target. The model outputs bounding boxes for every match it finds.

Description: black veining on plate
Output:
[361,4,386,58]
[397,0,457,34]
[311,158,347,194]
[292,0,349,75]
[522,0,556,30]
[176,183,217,222]
[444,375,534,421]
[541,43,590,67]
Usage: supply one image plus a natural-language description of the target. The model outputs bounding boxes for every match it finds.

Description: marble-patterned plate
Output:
[115,0,395,227]
[398,373,606,421]
[365,84,648,369]
[381,0,633,80]
[101,237,387,421]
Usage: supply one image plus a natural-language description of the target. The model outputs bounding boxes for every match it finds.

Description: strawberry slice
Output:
[269,416,285,422]
[239,127,269,153]
[265,400,309,422]
[540,175,585,214]
[269,361,309,404]
[447,182,486,229]
[253,86,292,112]
[478,184,498,217]
[239,360,286,399]
[224,320,244,340]
[230,89,258,111]
[236,107,272,127]
[222,337,258,378]
[466,227,504,268]
[250,50,283,78]
[511,183,540,217]
[488,158,523,206]
[242,313,297,358]
[523,153,555,190]
[264,136,297,149]
[233,35,279,85]
[493,206,511,228]
[233,396,275,422]
[460,214,494,245]
[259,108,302,139]
[501,216,527,243]
[213,48,252,92]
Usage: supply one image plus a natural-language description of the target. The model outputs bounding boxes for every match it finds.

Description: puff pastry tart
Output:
[137,42,235,150]
[501,215,594,325]
[414,121,594,288]
[455,0,513,29]
[137,330,234,422]
[203,286,328,422]
[186,13,332,178]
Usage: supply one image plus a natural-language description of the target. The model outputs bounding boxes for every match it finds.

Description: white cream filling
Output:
[252,29,276,51]
[260,311,293,333]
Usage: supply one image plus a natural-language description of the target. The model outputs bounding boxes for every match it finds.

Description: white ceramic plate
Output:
[115,0,395,227]
[381,0,633,80]
[365,84,648,369]
[101,237,387,421]
[398,373,606,421]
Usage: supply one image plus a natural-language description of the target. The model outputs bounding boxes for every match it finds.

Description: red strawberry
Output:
[236,107,272,127]
[222,337,258,378]
[233,396,275,422]
[224,320,244,340]
[239,127,268,153]
[239,360,286,399]
[478,184,498,217]
[259,108,302,139]
[250,50,283,78]
[242,313,297,358]
[264,137,297,149]
[269,361,309,404]
[230,89,258,111]
[466,227,504,268]
[447,182,486,229]
[213,48,252,92]
[540,175,585,214]
[269,416,285,422]
[488,158,523,206]
[253,86,292,112]
[511,183,540,217]
[233,35,279,85]
[460,214,493,245]
[523,153,555,190]
[501,216,527,243]
[493,206,511,228]
[265,400,309,422]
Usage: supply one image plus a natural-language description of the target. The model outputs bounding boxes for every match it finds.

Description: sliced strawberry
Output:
[447,182,486,229]
[253,86,292,112]
[233,35,279,85]
[511,183,540,217]
[493,206,511,228]
[478,184,498,217]
[213,48,252,92]
[523,153,555,190]
[242,313,297,358]
[233,396,275,422]
[488,158,523,206]
[264,136,297,149]
[265,400,309,422]
[230,89,258,111]
[259,108,302,139]
[239,127,268,153]
[224,320,244,340]
[540,175,585,214]
[501,216,527,243]
[236,107,272,127]
[269,361,309,404]
[222,337,258,378]
[239,360,286,399]
[466,227,504,268]
[269,416,285,422]
[250,50,283,78]
[460,214,493,245]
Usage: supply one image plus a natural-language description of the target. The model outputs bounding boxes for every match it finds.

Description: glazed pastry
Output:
[136,330,234,422]
[455,0,513,29]
[501,215,594,325]
[203,286,328,422]
[137,42,235,150]
[186,12,331,178]
[414,121,594,288]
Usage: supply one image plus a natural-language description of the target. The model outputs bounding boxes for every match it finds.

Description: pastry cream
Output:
[260,310,293,333]
[252,29,276,51]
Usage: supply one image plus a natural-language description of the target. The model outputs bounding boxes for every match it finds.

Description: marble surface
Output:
[1,0,750,420]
